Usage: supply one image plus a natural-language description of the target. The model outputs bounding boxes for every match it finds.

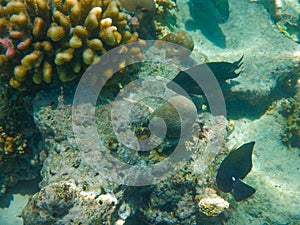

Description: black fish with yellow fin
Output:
[216,141,256,201]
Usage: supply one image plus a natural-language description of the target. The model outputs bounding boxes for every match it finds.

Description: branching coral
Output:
[0,0,142,90]
[0,0,195,90]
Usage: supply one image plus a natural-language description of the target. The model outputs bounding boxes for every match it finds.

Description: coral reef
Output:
[0,0,194,91]
[21,68,231,224]
[1,0,298,224]
[268,73,300,148]
[0,0,142,91]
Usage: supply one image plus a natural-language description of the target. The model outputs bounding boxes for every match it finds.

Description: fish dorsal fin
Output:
[233,178,256,201]
[230,141,255,179]
[216,142,255,193]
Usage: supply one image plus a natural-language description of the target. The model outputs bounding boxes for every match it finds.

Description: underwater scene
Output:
[0,0,299,224]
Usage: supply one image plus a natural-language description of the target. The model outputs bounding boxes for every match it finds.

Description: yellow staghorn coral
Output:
[0,0,143,91]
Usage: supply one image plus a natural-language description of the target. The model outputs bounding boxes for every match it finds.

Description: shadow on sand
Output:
[186,0,227,48]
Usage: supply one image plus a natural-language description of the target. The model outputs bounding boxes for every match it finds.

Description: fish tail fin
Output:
[233,55,244,69]
[233,178,256,201]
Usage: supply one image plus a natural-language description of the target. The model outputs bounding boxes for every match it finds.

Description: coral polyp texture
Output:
[0,0,142,91]
[159,30,194,57]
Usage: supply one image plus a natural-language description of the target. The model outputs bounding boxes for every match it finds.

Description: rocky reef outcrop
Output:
[21,68,231,224]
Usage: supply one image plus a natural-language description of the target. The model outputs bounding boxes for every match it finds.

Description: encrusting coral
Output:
[279,96,300,148]
[0,0,143,91]
[0,126,27,162]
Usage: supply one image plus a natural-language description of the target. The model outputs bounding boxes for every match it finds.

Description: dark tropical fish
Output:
[216,141,256,201]
[166,56,243,96]
[206,55,243,82]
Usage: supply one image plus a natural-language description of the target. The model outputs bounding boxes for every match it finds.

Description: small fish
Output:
[216,141,256,201]
[136,6,149,13]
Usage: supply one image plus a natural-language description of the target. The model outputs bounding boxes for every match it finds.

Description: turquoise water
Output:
[0,0,299,224]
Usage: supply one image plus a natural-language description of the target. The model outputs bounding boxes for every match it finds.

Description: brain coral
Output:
[0,0,142,91]
[159,30,194,57]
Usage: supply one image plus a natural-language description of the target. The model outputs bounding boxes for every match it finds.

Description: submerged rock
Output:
[22,71,230,224]
[178,0,299,105]
[197,188,229,217]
